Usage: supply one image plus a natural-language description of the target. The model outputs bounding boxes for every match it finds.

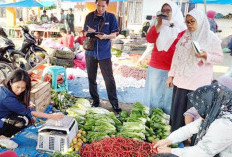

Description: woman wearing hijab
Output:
[154,83,232,157]
[167,9,223,132]
[143,2,186,114]
[141,22,150,38]
[207,10,218,33]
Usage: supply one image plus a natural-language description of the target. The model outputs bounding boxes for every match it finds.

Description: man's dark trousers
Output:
[86,54,118,106]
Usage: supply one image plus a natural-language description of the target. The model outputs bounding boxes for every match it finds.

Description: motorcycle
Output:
[0,27,28,70]
[0,56,13,81]
[19,26,48,68]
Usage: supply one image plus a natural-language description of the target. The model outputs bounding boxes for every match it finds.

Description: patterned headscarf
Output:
[187,83,232,144]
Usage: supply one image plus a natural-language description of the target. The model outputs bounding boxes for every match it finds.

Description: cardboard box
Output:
[31,81,51,112]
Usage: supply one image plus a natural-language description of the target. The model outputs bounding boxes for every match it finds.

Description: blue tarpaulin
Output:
[190,0,232,4]
[0,0,43,8]
[61,0,132,2]
[68,78,144,104]
[40,0,55,7]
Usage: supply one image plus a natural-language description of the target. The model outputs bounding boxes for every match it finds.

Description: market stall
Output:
[5,23,64,38]
[27,23,64,38]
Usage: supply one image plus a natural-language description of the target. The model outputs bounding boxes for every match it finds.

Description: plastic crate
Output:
[36,116,78,153]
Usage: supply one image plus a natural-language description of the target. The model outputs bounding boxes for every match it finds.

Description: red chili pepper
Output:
[80,136,157,157]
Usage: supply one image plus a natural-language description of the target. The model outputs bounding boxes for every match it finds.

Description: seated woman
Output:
[154,83,232,157]
[0,69,64,138]
[184,75,232,126]
[75,30,86,46]
[33,31,43,45]
[60,28,74,51]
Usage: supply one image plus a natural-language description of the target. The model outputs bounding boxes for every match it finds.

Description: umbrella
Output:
[0,0,43,8]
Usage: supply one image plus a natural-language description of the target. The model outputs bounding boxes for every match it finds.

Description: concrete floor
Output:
[213,53,232,79]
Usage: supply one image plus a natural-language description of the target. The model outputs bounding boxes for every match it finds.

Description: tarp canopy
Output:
[61,0,132,1]
[40,0,55,7]
[190,0,232,5]
[0,0,43,8]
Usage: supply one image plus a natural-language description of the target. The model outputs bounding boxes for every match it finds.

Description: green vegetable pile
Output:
[118,102,171,143]
[117,102,149,140]
[147,108,171,142]
[51,90,78,111]
[66,103,122,143]
[111,48,122,57]
[83,110,122,143]
[65,99,170,144]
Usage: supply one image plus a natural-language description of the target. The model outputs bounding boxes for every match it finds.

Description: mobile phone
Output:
[161,14,168,20]
[157,13,168,20]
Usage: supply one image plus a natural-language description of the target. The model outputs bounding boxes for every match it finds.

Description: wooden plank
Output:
[31,82,50,94]
[31,81,42,91]
[36,96,51,112]
[31,81,42,102]
[36,95,50,110]
[31,81,38,87]
[35,91,51,105]
[33,83,50,100]
[30,82,51,106]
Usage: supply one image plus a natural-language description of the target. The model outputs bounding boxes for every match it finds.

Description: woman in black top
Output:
[141,22,150,38]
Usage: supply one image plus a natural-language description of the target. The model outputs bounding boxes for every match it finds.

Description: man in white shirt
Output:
[30,10,37,22]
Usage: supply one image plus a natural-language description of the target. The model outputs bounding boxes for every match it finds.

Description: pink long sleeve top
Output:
[168,33,223,91]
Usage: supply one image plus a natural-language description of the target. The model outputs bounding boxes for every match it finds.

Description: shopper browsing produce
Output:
[154,83,232,157]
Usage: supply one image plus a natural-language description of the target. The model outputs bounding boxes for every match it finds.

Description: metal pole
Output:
[204,0,207,14]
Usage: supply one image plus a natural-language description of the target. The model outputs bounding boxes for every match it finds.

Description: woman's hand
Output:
[156,16,162,33]
[153,139,172,149]
[166,76,173,88]
[157,16,162,26]
[157,146,172,154]
[195,50,207,60]
[49,113,64,121]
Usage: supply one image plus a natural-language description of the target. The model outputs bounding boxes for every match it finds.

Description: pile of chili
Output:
[80,136,157,157]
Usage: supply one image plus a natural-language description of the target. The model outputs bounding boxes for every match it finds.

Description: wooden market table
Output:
[30,28,60,38]
[5,27,22,38]
[4,26,60,38]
